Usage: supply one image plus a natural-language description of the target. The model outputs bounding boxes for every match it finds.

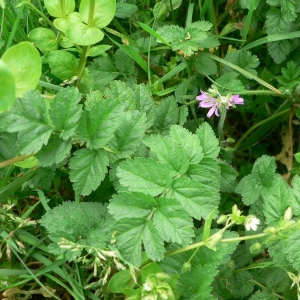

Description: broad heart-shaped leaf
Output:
[109,191,157,220]
[114,218,165,266]
[4,91,52,154]
[195,122,220,159]
[69,148,109,196]
[283,231,300,272]
[45,50,78,81]
[144,134,190,176]
[166,177,219,220]
[116,157,173,196]
[0,60,15,112]
[76,100,122,149]
[219,161,238,193]
[108,110,147,159]
[179,265,218,299]
[44,0,75,17]
[80,0,116,29]
[36,135,72,167]
[65,22,105,46]
[169,125,204,164]
[28,28,58,52]
[49,87,82,140]
[1,42,41,98]
[153,197,194,245]
[262,176,290,223]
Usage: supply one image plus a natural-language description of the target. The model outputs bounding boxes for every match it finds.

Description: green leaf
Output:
[29,166,55,190]
[5,91,52,154]
[167,177,219,220]
[194,54,218,76]
[1,42,41,98]
[88,56,119,92]
[115,49,135,75]
[49,87,82,140]
[252,155,277,187]
[109,191,157,220]
[28,28,58,52]
[223,50,259,77]
[108,270,134,293]
[144,134,190,175]
[45,50,78,80]
[76,100,121,149]
[277,61,300,89]
[79,0,116,29]
[219,161,238,193]
[115,2,138,18]
[249,290,278,300]
[214,72,245,94]
[169,125,204,164]
[69,148,109,196]
[153,197,194,245]
[283,231,300,271]
[116,157,173,196]
[153,96,179,133]
[228,270,254,298]
[267,40,291,64]
[290,175,300,215]
[88,45,112,57]
[262,176,290,223]
[196,122,220,159]
[0,60,15,112]
[36,135,72,167]
[115,218,165,266]
[108,110,147,159]
[65,22,104,46]
[44,0,75,17]
[179,265,218,299]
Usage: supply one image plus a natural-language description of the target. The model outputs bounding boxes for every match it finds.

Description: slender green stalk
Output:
[218,105,227,141]
[0,154,33,169]
[88,0,95,27]
[26,3,54,28]
[241,0,255,47]
[76,46,90,86]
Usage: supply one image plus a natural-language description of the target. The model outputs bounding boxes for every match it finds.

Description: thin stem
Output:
[218,105,226,141]
[76,46,90,87]
[26,3,54,28]
[0,154,33,169]
[88,0,95,27]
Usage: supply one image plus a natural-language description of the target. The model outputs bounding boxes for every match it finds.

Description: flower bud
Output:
[282,220,296,230]
[217,214,227,224]
[250,242,262,255]
[284,207,293,221]
[264,226,276,234]
[181,262,192,273]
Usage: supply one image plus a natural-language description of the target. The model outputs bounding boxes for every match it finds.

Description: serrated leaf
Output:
[115,2,138,18]
[69,148,109,196]
[115,49,135,74]
[179,265,218,299]
[4,91,52,154]
[167,177,219,220]
[144,134,190,175]
[153,96,179,133]
[196,122,220,159]
[88,56,119,92]
[215,72,245,94]
[116,157,173,196]
[29,166,55,190]
[223,50,259,77]
[228,270,254,298]
[36,135,72,167]
[290,175,300,215]
[153,197,194,245]
[262,176,290,223]
[108,110,147,159]
[219,161,238,193]
[267,40,291,64]
[115,218,165,266]
[76,100,122,149]
[169,125,204,164]
[252,155,277,187]
[105,81,135,111]
[49,87,82,140]
[249,290,278,300]
[277,61,300,89]
[284,231,300,271]
[194,54,218,76]
[109,191,156,220]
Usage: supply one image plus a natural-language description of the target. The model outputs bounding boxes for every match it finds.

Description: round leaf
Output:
[79,0,116,29]
[1,42,42,98]
[66,23,104,46]
[44,0,75,17]
[45,50,78,80]
[28,27,58,52]
[0,60,16,112]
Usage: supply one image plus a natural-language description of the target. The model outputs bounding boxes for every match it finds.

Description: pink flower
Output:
[196,90,244,118]
[196,90,220,118]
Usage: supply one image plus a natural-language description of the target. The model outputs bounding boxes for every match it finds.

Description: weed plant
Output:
[1,0,300,299]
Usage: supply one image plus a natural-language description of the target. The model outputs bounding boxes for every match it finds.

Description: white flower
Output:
[245,216,260,231]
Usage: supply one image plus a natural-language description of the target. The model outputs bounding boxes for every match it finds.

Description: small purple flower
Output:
[196,90,220,118]
[196,90,244,118]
